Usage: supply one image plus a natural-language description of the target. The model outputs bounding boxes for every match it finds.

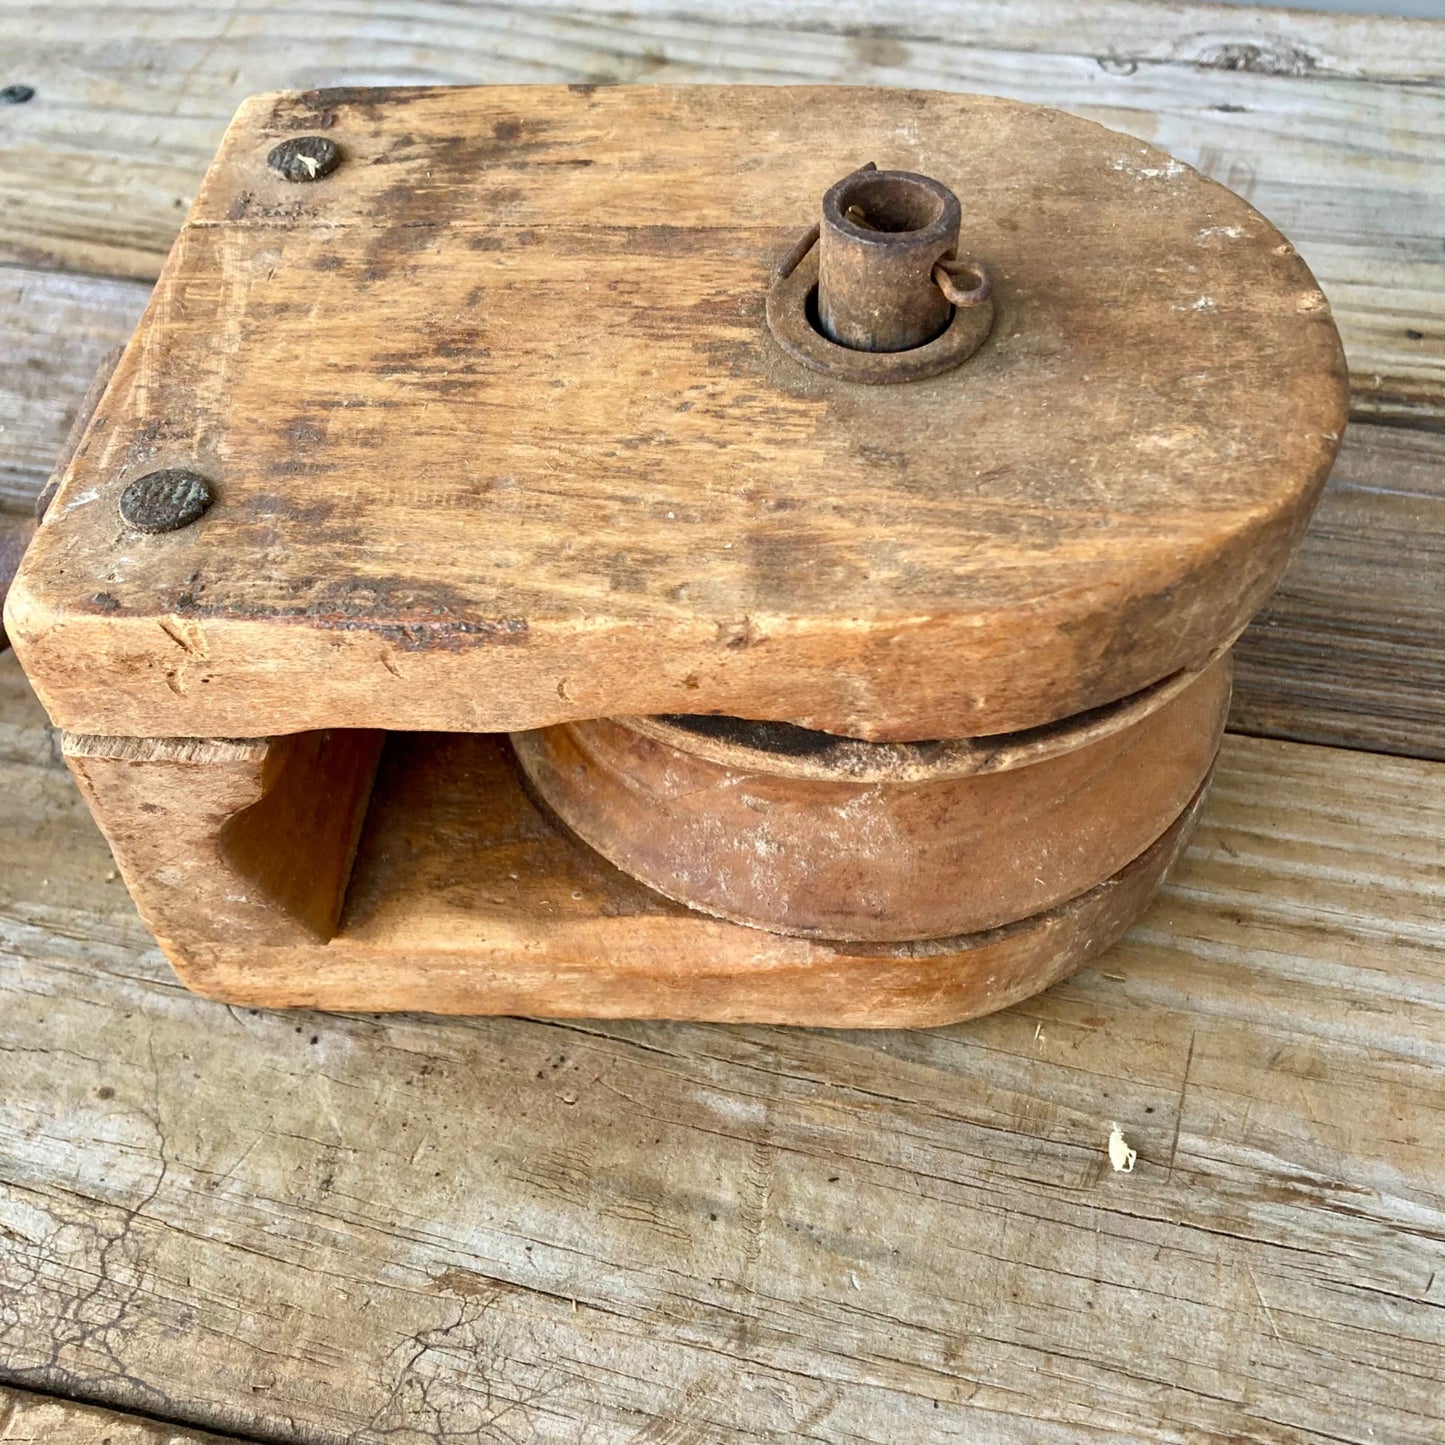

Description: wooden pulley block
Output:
[4,85,1347,1026]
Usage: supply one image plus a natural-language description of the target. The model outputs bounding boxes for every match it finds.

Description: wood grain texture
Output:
[0,266,149,513]
[0,649,1441,1443]
[0,1387,244,1445]
[8,85,1346,743]
[1,343,123,652]
[0,0,1439,422]
[1233,422,1445,761]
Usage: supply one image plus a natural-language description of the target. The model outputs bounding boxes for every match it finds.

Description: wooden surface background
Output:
[1,3,1442,1442]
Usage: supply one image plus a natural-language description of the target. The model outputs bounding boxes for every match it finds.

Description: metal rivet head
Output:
[119,470,214,534]
[267,135,341,183]
[0,84,35,105]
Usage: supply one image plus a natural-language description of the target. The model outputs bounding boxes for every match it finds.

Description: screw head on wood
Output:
[0,84,35,104]
[267,135,341,183]
[119,469,215,534]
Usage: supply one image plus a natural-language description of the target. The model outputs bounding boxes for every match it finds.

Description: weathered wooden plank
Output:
[1,338,122,653]
[1233,422,1445,760]
[0,1,1441,422]
[0,1387,246,1444]
[0,265,149,513]
[1,650,1440,1445]
[554,0,1445,82]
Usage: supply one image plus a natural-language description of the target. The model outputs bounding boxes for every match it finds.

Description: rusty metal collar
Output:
[766,164,995,384]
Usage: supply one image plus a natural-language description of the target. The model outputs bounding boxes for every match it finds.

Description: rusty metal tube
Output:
[817,165,962,353]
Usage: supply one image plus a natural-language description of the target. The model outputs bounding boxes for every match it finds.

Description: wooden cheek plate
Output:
[7,86,1347,1025]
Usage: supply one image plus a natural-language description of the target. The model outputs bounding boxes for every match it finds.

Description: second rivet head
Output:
[267,135,341,183]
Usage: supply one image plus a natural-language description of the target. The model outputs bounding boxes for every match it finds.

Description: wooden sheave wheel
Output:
[512,653,1231,948]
